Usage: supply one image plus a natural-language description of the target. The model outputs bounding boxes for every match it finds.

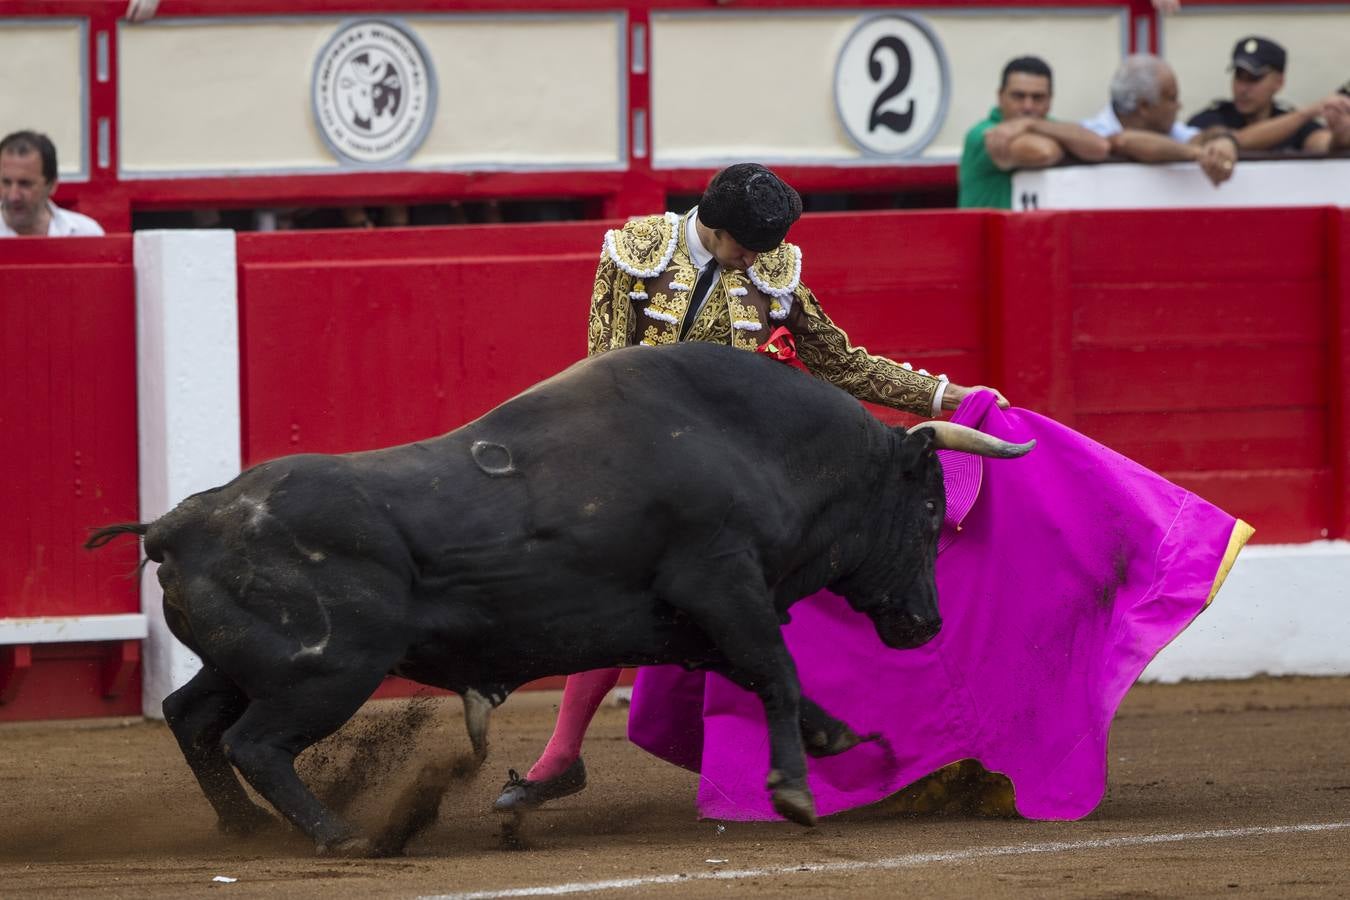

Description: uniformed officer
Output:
[1187,36,1350,153]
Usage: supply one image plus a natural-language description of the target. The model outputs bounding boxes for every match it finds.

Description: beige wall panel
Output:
[1164,9,1350,114]
[0,22,86,179]
[120,16,622,174]
[414,17,622,166]
[651,10,1124,165]
[652,14,857,164]
[120,22,335,173]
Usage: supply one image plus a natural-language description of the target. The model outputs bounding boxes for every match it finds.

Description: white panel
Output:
[1165,7,1350,116]
[118,15,623,175]
[0,21,87,179]
[0,614,148,645]
[1143,542,1350,681]
[135,230,241,718]
[1012,158,1350,210]
[119,21,336,173]
[651,9,1124,166]
[416,17,623,166]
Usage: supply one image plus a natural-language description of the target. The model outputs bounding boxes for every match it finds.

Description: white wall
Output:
[135,230,241,718]
[1144,542,1350,681]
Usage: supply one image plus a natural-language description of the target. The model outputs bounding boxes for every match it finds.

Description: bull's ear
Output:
[898,426,938,478]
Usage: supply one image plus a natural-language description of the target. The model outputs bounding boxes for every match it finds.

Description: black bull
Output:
[88,342,1032,854]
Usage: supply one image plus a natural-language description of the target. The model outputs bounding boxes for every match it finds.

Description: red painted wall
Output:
[237,208,1350,544]
[0,237,142,721]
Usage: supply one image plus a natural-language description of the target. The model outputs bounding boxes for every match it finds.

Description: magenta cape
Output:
[626,391,1248,821]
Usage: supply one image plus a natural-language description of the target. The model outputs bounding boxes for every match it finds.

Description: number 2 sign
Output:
[834,14,950,158]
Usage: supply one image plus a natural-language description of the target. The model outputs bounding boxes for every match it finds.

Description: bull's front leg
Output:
[658,552,816,826]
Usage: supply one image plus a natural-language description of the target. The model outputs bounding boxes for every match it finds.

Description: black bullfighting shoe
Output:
[493,758,588,812]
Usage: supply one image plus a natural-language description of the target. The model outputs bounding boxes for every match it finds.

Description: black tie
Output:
[680,258,719,340]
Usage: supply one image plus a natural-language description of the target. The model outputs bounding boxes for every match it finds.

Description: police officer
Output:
[1188,36,1350,153]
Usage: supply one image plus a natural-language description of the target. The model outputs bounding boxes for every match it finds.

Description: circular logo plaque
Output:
[834,14,950,158]
[312,19,437,165]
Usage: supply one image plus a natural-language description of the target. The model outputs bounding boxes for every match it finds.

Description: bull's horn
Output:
[908,421,1035,458]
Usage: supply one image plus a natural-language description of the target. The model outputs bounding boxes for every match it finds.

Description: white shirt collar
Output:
[685,206,714,270]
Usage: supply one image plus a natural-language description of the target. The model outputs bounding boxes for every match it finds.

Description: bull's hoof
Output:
[317,835,375,858]
[493,758,587,812]
[766,771,817,827]
[805,727,881,758]
[216,804,276,837]
[499,811,530,851]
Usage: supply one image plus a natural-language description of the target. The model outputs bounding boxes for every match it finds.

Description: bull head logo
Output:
[337,52,404,133]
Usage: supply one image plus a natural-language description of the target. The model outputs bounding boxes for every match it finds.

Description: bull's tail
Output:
[84,522,151,550]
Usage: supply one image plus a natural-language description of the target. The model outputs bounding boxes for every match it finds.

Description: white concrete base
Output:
[1143,541,1350,682]
[135,230,241,719]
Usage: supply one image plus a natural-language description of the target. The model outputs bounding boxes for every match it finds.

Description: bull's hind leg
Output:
[660,551,816,826]
[221,665,392,855]
[162,666,275,836]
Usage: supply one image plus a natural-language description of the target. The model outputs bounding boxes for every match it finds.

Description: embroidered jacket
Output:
[586,212,942,415]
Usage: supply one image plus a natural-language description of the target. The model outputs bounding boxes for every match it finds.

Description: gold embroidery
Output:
[728,298,763,351]
[641,323,678,345]
[607,214,678,276]
[646,291,685,326]
[747,242,801,296]
[684,287,733,346]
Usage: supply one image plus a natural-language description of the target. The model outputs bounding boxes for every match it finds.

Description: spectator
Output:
[959,56,1110,209]
[1082,55,1240,187]
[1187,37,1350,153]
[0,130,104,237]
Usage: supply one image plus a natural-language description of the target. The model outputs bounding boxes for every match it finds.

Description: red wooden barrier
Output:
[0,237,142,722]
[237,208,1348,545]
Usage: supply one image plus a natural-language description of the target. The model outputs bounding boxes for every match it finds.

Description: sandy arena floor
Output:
[1,676,1347,898]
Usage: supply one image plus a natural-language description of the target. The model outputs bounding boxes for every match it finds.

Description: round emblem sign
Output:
[312,19,437,165]
[834,14,949,158]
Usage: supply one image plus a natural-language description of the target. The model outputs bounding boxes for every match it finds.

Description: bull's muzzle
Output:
[876,612,942,650]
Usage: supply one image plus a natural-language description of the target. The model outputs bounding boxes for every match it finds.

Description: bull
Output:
[88,342,1032,855]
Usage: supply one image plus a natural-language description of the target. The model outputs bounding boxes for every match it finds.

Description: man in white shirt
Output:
[1082,55,1240,188]
[1,131,105,237]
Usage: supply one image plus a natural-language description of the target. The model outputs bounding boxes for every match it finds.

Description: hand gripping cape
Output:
[627,390,1252,821]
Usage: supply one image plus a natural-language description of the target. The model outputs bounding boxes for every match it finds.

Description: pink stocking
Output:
[525,667,622,782]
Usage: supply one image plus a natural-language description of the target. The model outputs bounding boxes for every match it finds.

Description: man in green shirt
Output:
[959,56,1110,209]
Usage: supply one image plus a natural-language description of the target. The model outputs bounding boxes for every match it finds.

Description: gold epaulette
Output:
[747,242,802,298]
[604,212,680,279]
[747,242,803,319]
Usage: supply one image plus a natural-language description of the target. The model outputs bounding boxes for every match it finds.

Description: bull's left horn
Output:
[908,421,1035,458]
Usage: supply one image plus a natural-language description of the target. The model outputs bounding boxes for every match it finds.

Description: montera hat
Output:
[1230,36,1286,76]
[698,163,803,253]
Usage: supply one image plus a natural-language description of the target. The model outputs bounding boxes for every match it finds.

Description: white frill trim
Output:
[629,291,648,301]
[643,308,678,324]
[901,361,948,381]
[604,212,681,279]
[732,320,763,332]
[768,302,788,321]
[728,287,748,297]
[669,282,691,292]
[746,244,802,299]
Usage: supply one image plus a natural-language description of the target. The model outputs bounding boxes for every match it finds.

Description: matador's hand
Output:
[943,383,1011,411]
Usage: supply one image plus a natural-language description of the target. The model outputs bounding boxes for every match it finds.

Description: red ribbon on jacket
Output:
[755,326,810,373]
